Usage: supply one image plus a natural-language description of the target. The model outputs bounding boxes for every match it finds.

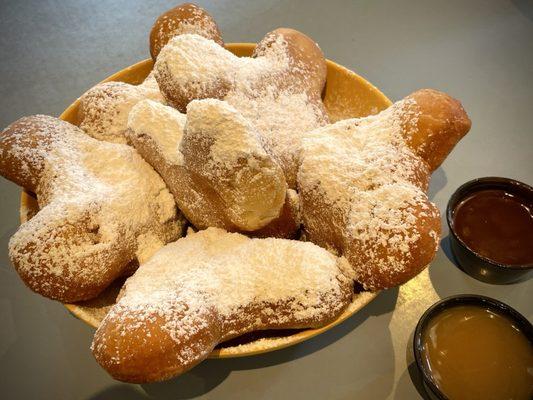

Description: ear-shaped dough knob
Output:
[254,27,327,96]
[150,3,224,60]
[78,81,164,143]
[10,202,130,301]
[400,88,472,171]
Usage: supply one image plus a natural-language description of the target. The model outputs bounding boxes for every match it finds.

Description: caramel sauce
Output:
[421,305,533,400]
[453,189,533,265]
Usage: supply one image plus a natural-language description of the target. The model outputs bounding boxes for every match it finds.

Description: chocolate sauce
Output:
[453,189,533,266]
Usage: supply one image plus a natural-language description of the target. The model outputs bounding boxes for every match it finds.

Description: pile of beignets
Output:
[0,3,471,383]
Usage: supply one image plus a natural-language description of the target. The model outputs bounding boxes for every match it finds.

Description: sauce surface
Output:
[421,305,533,400]
[453,189,533,265]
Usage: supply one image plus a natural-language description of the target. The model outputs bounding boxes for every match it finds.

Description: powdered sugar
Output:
[216,290,377,355]
[94,227,351,366]
[140,71,163,92]
[225,89,328,187]
[154,33,328,187]
[128,99,186,165]
[151,3,223,58]
[182,100,289,230]
[5,115,185,299]
[79,79,165,144]
[129,97,288,232]
[185,99,269,169]
[298,99,439,287]
[300,100,427,205]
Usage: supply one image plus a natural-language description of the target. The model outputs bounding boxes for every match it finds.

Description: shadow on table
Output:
[140,287,399,400]
[439,235,458,269]
[395,363,432,400]
[89,385,149,400]
[427,235,470,298]
[512,0,533,21]
[393,327,431,399]
[428,167,447,201]
[439,235,450,259]
[430,233,532,305]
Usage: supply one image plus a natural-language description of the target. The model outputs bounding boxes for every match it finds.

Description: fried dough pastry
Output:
[298,89,471,290]
[154,29,329,187]
[92,228,352,382]
[127,99,299,236]
[0,115,185,302]
[150,3,223,60]
[78,75,164,144]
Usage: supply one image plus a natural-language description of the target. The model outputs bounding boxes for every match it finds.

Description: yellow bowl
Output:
[20,43,391,358]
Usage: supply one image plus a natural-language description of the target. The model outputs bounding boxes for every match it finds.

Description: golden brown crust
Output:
[127,100,300,238]
[78,80,164,143]
[0,116,58,191]
[150,3,224,60]
[94,309,220,382]
[298,89,470,290]
[10,204,130,301]
[0,115,184,302]
[92,229,352,382]
[344,201,441,290]
[253,28,327,96]
[402,88,472,172]
[153,28,329,190]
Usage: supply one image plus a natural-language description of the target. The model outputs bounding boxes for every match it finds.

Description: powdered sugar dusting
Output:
[185,99,269,168]
[129,97,288,231]
[298,99,439,288]
[217,290,376,354]
[151,3,222,58]
[155,34,328,187]
[140,71,163,92]
[181,98,288,231]
[225,89,328,187]
[128,99,186,165]
[94,228,352,367]
[6,115,185,298]
[79,80,165,144]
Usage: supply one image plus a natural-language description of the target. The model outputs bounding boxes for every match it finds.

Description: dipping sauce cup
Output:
[446,177,533,284]
[413,295,533,400]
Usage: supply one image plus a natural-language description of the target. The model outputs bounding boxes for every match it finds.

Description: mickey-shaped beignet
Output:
[127,99,299,237]
[0,115,185,302]
[154,29,329,187]
[150,3,223,60]
[92,227,352,382]
[298,89,471,290]
[253,27,327,96]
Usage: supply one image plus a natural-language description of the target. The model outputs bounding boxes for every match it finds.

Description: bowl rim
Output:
[446,176,533,271]
[412,294,533,400]
[19,42,393,359]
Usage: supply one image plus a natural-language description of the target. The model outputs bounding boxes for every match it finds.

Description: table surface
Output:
[0,0,532,399]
